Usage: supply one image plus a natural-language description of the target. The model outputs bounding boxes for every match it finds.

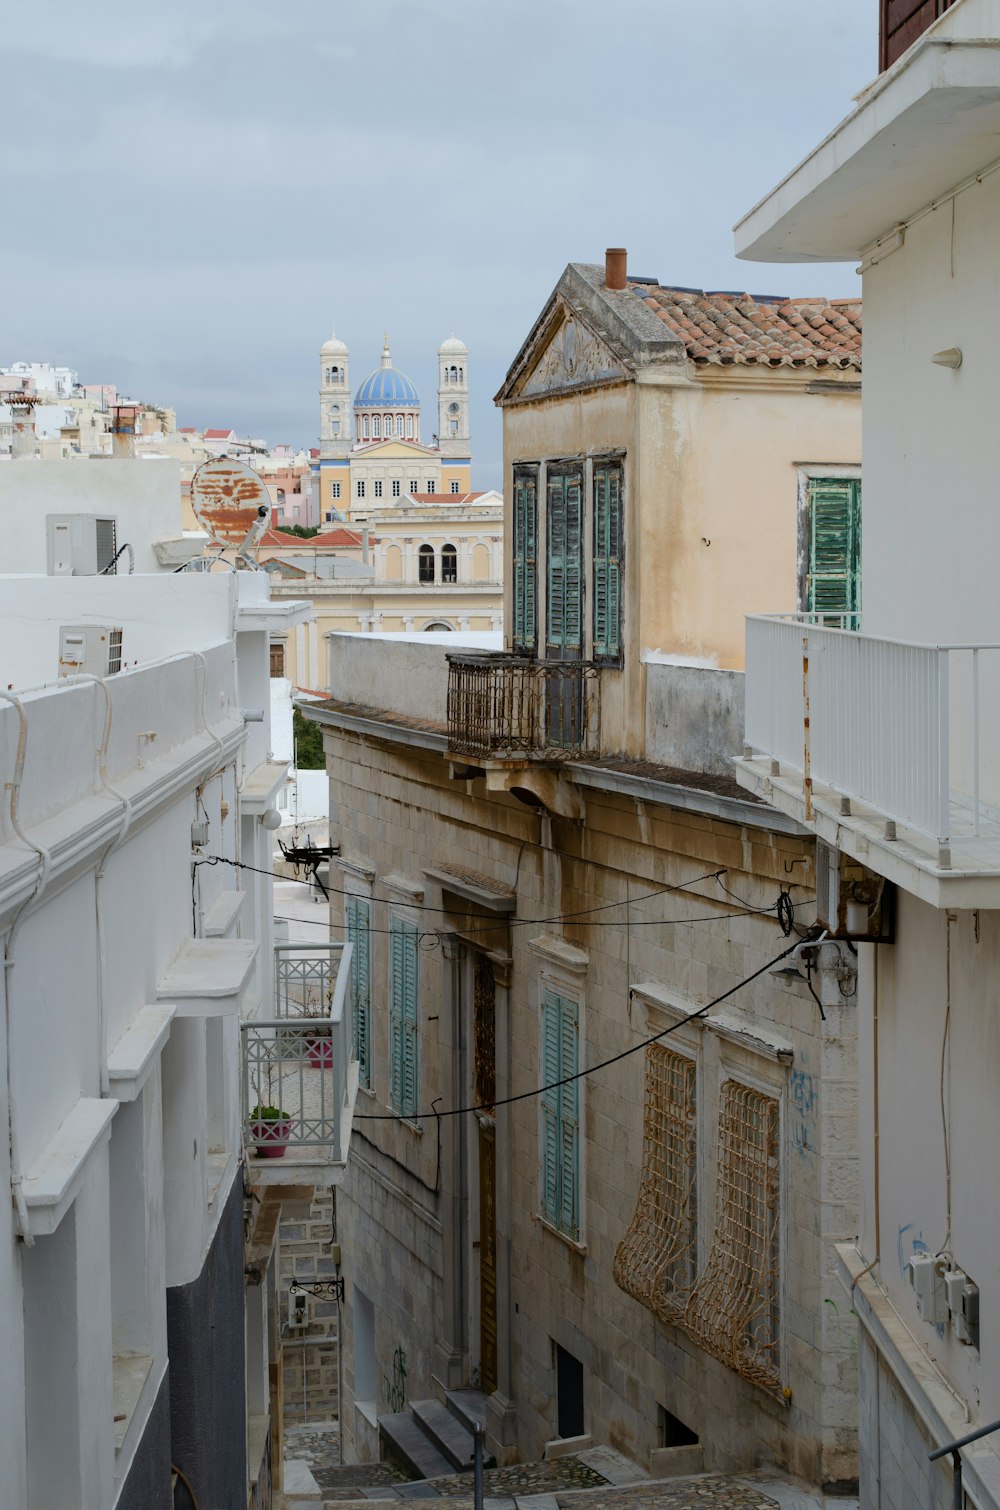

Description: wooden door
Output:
[478,1120,498,1395]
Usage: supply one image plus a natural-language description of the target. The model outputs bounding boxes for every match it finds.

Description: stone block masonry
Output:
[281,1189,341,1424]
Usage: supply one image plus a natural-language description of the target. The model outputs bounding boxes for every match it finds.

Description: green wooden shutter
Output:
[346,897,371,1088]
[593,462,623,662]
[807,479,861,625]
[540,989,580,1238]
[390,916,418,1116]
[513,470,537,651]
[546,470,583,655]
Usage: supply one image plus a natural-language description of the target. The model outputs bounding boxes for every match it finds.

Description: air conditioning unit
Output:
[58,625,123,678]
[908,1253,948,1326]
[815,840,894,942]
[47,514,118,575]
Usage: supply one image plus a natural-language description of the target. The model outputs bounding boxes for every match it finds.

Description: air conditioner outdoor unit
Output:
[46,514,118,575]
[58,625,123,678]
[815,840,894,942]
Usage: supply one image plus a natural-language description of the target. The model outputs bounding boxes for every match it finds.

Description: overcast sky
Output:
[5,1,872,491]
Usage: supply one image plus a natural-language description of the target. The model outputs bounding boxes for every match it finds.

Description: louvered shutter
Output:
[547,469,583,656]
[541,992,562,1225]
[389,918,405,1112]
[558,995,580,1238]
[347,897,371,1088]
[807,479,861,625]
[400,920,419,1117]
[513,470,538,652]
[593,462,623,662]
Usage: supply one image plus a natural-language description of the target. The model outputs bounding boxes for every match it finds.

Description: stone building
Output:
[302,254,866,1489]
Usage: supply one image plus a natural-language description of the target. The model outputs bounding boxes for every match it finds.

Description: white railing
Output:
[745,615,1000,858]
[241,942,354,1163]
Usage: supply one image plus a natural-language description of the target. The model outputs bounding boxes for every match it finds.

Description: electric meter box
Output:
[816,840,895,942]
[58,625,123,678]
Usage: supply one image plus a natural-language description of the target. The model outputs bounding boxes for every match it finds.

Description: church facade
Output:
[314,330,473,519]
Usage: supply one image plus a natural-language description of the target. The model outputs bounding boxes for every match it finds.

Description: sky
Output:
[4,1,873,492]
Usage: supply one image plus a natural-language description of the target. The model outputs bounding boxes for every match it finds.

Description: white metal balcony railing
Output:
[744,614,1000,867]
[241,941,354,1163]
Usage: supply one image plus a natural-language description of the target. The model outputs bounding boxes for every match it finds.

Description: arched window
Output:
[331,365,340,382]
[396,415,404,437]
[441,543,458,583]
[373,415,381,438]
[406,415,414,438]
[363,415,370,439]
[458,367,463,384]
[383,415,392,436]
[423,621,453,631]
[418,545,435,584]
[449,365,458,384]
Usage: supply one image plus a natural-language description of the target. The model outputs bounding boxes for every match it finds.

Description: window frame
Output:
[796,466,862,628]
[441,543,458,584]
[418,544,435,584]
[537,976,583,1245]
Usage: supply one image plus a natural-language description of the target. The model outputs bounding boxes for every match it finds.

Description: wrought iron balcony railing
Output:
[241,941,354,1168]
[446,653,599,760]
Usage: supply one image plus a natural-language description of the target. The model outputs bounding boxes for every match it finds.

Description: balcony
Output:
[446,653,600,760]
[241,941,356,1186]
[735,614,1000,905]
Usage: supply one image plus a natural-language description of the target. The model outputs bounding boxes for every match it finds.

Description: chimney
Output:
[605,247,627,291]
[361,527,370,564]
[6,392,38,460]
[111,404,139,458]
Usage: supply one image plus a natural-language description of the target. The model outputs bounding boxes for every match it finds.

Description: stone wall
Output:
[280,1190,341,1424]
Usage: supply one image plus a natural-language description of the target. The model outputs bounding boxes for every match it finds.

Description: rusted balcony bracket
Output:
[484,764,584,819]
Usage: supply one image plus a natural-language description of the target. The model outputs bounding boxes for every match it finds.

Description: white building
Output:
[734,2,1000,1505]
[0,461,357,1507]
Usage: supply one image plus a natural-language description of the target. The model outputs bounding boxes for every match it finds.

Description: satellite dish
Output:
[191,458,272,564]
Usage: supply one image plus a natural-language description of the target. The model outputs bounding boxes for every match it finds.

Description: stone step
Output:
[445,1388,491,1437]
[412,1399,477,1471]
[379,1411,455,1482]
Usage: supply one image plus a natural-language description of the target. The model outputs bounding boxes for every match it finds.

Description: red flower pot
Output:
[249,1116,292,1158]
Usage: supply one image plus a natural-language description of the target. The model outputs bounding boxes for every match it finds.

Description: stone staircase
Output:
[379,1389,491,1485]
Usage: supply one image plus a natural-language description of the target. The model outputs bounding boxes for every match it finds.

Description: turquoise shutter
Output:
[540,989,580,1237]
[513,471,537,651]
[807,479,861,625]
[593,463,623,661]
[347,897,371,1087]
[546,471,583,655]
[390,917,418,1116]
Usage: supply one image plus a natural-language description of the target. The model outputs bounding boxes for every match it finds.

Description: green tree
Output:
[281,524,322,538]
[293,707,325,768]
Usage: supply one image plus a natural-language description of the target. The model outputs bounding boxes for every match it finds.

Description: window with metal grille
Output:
[389,916,418,1117]
[473,954,496,1111]
[613,1044,697,1321]
[540,988,579,1240]
[683,1080,781,1391]
[441,544,457,583]
[332,482,341,499]
[346,896,372,1089]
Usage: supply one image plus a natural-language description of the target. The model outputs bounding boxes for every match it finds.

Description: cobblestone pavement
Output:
[428,1457,611,1496]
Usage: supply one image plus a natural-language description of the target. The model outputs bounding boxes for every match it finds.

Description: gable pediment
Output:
[512,305,628,401]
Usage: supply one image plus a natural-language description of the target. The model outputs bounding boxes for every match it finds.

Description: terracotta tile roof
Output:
[310,526,368,547]
[204,427,236,438]
[259,528,303,546]
[634,284,862,369]
[260,526,373,549]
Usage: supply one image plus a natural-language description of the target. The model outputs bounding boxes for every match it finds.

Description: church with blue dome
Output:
[315,326,473,520]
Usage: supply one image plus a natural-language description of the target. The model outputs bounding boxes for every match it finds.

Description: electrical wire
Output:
[271,906,764,944]
[353,937,803,1124]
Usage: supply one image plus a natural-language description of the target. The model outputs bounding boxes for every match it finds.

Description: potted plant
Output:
[248,1103,292,1158]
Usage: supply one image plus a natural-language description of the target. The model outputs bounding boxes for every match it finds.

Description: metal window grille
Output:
[683,1080,781,1391]
[613,1045,697,1321]
[473,954,496,1111]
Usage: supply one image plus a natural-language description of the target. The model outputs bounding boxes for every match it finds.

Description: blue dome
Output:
[354,365,420,408]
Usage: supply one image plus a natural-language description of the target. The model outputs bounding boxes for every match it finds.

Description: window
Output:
[363,416,370,439]
[613,1045,697,1321]
[684,1080,781,1390]
[449,365,458,383]
[441,543,457,583]
[593,460,624,663]
[374,480,383,498]
[540,987,579,1240]
[332,481,341,499]
[383,415,392,435]
[803,477,861,627]
[396,415,405,437]
[409,478,418,493]
[373,415,381,439]
[418,544,435,583]
[512,466,538,652]
[390,917,419,1117]
[269,641,285,678]
[392,479,401,498]
[546,466,584,655]
[450,480,460,493]
[346,896,372,1089]
[426,480,435,494]
[407,416,414,438]
[357,480,366,499]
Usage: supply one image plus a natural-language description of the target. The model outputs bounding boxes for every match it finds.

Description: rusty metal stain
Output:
[191,458,272,548]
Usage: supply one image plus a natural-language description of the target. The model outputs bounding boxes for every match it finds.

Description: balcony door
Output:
[804,477,861,628]
[546,465,584,745]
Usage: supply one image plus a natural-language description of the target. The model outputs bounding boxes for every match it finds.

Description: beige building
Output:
[302,255,866,1488]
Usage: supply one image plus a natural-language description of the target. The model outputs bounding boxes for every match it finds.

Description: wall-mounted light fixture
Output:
[260,808,282,831]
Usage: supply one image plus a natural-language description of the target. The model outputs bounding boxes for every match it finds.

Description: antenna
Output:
[190,458,272,568]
